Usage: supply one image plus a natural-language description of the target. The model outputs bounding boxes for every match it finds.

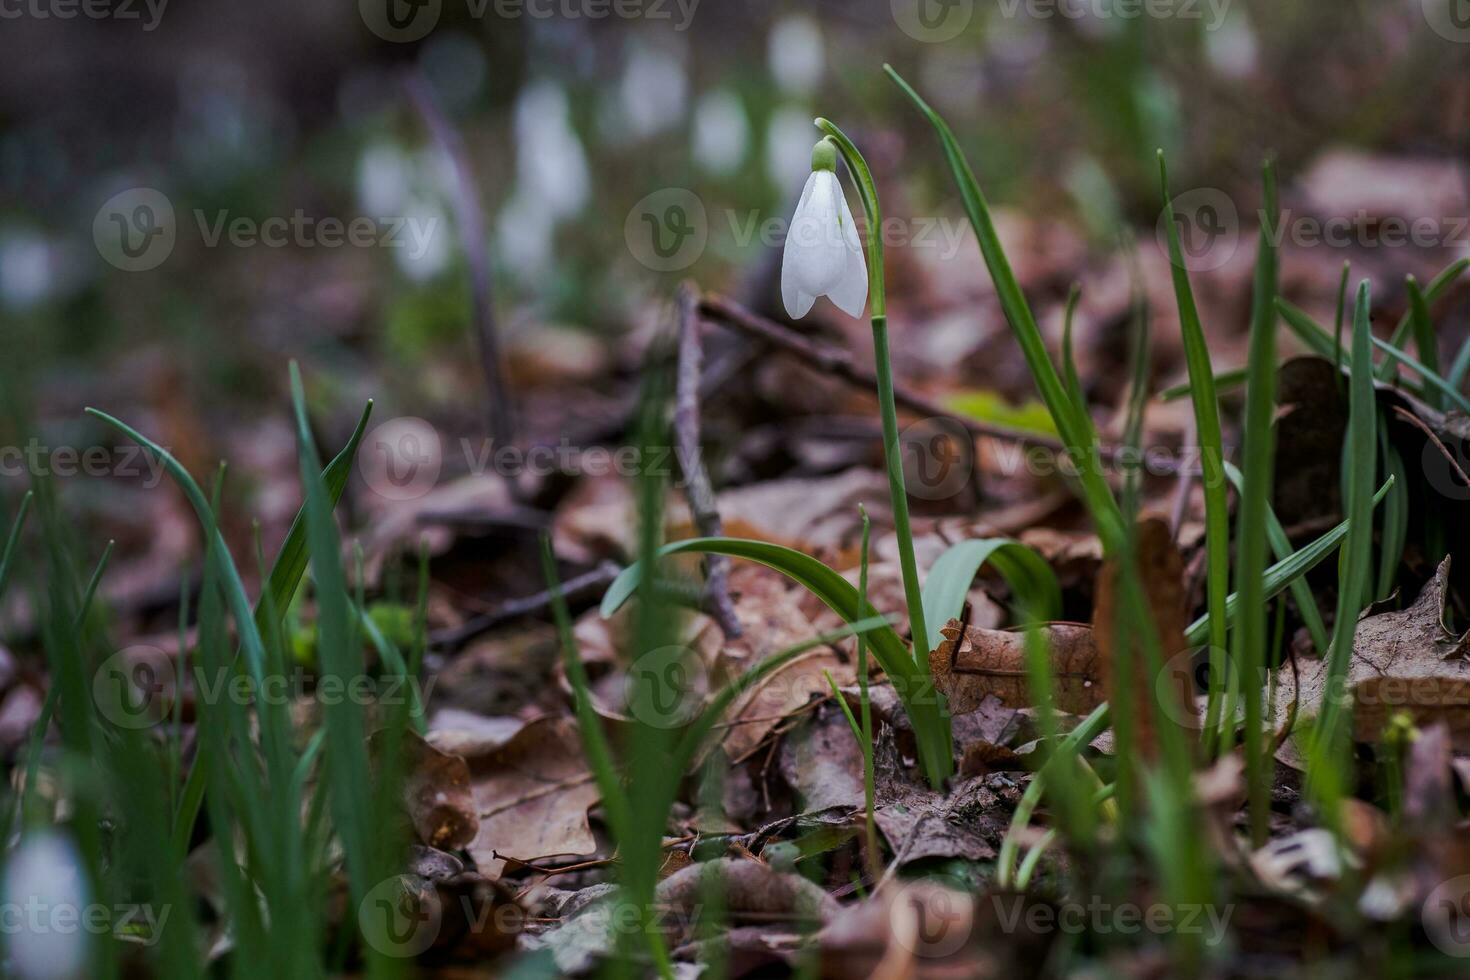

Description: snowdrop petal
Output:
[781,244,816,318]
[828,233,868,318]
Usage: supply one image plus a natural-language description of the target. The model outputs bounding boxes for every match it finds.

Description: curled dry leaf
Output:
[930,618,1103,717]
[445,716,601,879]
[1275,557,1470,750]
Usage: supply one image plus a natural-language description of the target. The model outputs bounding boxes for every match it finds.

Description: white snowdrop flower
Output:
[1206,9,1259,80]
[392,196,451,283]
[497,191,555,283]
[619,41,687,138]
[514,80,590,220]
[0,230,57,311]
[356,143,412,218]
[765,104,815,192]
[3,830,90,980]
[768,15,824,96]
[781,139,866,320]
[692,89,749,177]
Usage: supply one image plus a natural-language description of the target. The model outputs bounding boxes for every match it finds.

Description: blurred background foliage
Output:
[1,0,1466,513]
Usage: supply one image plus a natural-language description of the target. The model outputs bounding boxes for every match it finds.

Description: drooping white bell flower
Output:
[2,830,90,980]
[781,139,867,319]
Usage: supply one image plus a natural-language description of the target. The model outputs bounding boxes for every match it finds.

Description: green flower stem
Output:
[815,118,953,782]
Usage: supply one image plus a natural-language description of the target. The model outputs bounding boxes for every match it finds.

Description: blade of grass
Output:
[1379,257,1470,378]
[1221,463,1328,653]
[885,64,1124,551]
[286,364,384,975]
[1159,150,1231,750]
[1159,367,1246,403]
[1183,477,1391,643]
[1311,281,1380,820]
[1235,159,1279,842]
[1406,276,1439,408]
[0,490,34,600]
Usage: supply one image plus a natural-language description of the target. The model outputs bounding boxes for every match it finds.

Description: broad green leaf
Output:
[919,538,1061,653]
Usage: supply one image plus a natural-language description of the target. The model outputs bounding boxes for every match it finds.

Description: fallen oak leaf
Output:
[451,716,602,879]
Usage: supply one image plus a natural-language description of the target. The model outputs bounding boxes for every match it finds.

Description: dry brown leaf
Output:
[1275,557,1470,749]
[1092,515,1194,758]
[930,619,1103,717]
[455,716,601,879]
[872,733,1011,865]
[371,729,479,851]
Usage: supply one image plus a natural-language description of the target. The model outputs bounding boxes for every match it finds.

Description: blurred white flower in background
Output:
[497,191,556,283]
[768,15,824,96]
[692,89,750,177]
[2,830,90,980]
[356,143,414,218]
[0,230,66,311]
[514,80,590,221]
[619,39,688,139]
[765,105,815,192]
[393,195,452,282]
[1207,8,1259,80]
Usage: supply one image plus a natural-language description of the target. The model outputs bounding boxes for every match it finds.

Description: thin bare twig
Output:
[429,561,623,651]
[698,292,1179,473]
[404,70,515,454]
[1393,405,1470,487]
[675,283,742,638]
